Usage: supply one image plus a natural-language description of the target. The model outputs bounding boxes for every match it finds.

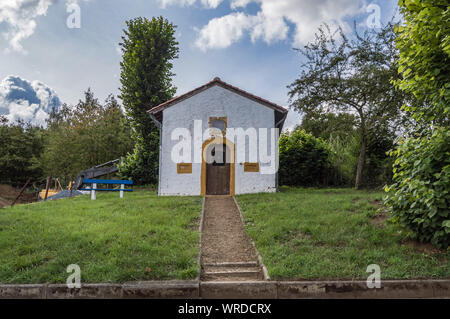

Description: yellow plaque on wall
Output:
[244,162,259,172]
[177,163,192,174]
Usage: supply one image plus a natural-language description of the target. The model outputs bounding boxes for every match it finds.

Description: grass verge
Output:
[0,190,202,284]
[236,187,449,280]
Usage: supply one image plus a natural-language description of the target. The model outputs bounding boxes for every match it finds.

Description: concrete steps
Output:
[201,261,264,281]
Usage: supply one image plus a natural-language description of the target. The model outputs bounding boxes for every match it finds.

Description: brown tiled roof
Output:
[148,77,288,117]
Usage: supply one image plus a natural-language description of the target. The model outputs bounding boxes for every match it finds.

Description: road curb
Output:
[201,281,277,299]
[122,281,199,299]
[0,284,47,299]
[276,280,449,299]
[0,279,448,299]
[46,283,123,299]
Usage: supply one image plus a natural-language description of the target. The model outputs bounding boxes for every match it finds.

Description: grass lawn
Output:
[0,190,202,284]
[236,187,449,280]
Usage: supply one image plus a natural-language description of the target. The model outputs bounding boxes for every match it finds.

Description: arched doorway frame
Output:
[201,137,235,196]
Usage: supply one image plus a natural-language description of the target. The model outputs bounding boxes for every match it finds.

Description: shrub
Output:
[118,136,159,185]
[387,0,450,248]
[279,129,330,186]
[385,127,449,248]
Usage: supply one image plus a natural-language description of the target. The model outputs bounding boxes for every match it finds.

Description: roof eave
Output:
[147,78,288,117]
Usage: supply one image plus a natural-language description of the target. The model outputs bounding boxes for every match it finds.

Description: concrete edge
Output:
[195,196,206,281]
[0,281,200,299]
[46,283,123,299]
[0,280,448,299]
[122,281,199,299]
[232,196,270,281]
[0,284,47,299]
[201,281,278,299]
[276,280,450,299]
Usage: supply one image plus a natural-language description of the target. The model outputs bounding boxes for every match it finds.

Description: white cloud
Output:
[165,0,365,50]
[195,12,255,50]
[115,44,122,55]
[230,0,252,9]
[195,10,289,51]
[0,0,88,53]
[283,110,302,132]
[249,11,288,44]
[200,0,224,8]
[0,75,61,126]
[158,0,197,8]
[159,0,223,9]
[0,0,52,53]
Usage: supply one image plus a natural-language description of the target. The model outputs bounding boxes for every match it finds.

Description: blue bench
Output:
[79,179,133,200]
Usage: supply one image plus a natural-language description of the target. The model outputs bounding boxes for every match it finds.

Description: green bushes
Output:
[385,0,450,248]
[385,128,449,248]
[279,129,330,186]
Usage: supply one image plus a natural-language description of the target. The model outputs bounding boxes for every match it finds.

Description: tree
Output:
[297,111,359,186]
[118,16,179,185]
[288,23,408,189]
[298,111,393,187]
[385,0,449,248]
[41,89,133,180]
[326,133,360,186]
[0,116,44,186]
[393,0,449,127]
[298,111,357,141]
[364,127,395,187]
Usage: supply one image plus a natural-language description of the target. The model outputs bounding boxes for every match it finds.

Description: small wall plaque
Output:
[244,162,259,172]
[177,163,192,174]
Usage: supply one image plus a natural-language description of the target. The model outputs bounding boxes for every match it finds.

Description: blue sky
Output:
[0,0,399,128]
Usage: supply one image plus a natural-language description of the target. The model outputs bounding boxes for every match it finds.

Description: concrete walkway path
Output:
[200,196,264,281]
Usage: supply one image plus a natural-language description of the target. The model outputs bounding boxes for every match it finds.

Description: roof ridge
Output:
[148,77,287,114]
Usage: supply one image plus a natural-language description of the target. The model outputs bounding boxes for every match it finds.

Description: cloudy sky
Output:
[0,0,399,127]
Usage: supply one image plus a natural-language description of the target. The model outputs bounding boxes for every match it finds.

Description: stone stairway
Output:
[201,262,264,281]
[200,196,266,282]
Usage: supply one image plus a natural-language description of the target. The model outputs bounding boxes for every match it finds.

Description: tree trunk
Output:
[355,134,366,190]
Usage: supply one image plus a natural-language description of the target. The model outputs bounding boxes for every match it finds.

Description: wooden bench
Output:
[79,179,133,200]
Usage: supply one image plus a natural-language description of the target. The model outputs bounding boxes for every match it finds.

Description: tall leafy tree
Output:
[118,16,179,184]
[385,0,449,248]
[394,0,449,127]
[288,23,408,189]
